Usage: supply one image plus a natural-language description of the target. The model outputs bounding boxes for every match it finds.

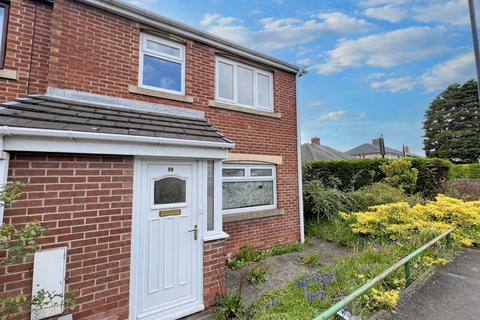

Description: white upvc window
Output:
[204,159,227,241]
[222,164,276,214]
[216,57,274,111]
[139,34,185,95]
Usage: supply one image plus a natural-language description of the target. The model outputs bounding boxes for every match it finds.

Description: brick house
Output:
[0,0,304,319]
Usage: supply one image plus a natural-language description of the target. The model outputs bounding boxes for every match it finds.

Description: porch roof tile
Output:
[0,95,232,144]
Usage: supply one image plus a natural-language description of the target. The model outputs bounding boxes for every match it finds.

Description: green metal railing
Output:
[313,227,456,320]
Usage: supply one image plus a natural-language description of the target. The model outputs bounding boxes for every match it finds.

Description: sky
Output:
[129,0,477,155]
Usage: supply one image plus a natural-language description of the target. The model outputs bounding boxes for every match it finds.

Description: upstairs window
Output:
[0,1,9,69]
[216,57,273,111]
[139,34,185,95]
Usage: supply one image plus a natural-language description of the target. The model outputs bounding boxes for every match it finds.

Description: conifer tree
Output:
[423,79,480,163]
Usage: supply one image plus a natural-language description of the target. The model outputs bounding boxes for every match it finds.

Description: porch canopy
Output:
[0,89,234,159]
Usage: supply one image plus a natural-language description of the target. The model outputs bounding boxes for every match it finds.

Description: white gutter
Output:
[0,126,235,149]
[296,68,308,243]
[76,0,299,74]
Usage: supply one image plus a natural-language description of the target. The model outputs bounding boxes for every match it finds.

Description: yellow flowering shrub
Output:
[366,288,399,309]
[344,195,480,246]
[421,256,448,267]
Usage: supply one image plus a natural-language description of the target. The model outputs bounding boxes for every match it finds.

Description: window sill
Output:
[128,85,194,103]
[209,100,281,119]
[203,231,229,242]
[223,208,284,223]
[0,69,17,81]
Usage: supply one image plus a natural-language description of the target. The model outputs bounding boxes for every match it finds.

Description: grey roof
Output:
[346,143,403,156]
[301,143,353,161]
[0,95,231,144]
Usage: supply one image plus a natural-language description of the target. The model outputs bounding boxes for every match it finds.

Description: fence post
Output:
[446,234,452,246]
[404,261,412,286]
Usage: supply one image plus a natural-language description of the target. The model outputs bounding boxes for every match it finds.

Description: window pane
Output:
[207,161,214,231]
[143,55,182,92]
[237,66,254,106]
[257,73,271,107]
[251,168,272,177]
[154,177,186,205]
[223,181,274,210]
[218,62,234,100]
[146,40,180,57]
[222,168,245,177]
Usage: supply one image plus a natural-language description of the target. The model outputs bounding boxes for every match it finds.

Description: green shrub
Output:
[380,159,418,194]
[410,158,452,198]
[303,181,363,221]
[303,159,387,191]
[299,252,321,266]
[303,158,452,198]
[450,164,480,179]
[352,182,410,207]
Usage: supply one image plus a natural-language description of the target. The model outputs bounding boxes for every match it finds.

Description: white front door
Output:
[133,159,203,320]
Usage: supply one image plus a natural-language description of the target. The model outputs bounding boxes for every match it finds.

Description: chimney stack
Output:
[311,137,320,145]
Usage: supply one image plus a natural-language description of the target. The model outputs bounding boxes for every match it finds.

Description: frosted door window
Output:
[153,177,186,205]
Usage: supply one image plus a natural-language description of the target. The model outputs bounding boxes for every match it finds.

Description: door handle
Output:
[188,224,198,240]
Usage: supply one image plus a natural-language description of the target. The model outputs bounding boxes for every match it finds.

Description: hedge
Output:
[450,164,480,179]
[303,158,452,198]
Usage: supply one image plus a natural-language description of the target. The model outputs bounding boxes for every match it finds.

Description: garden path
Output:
[226,238,349,307]
[182,238,348,320]
[380,247,480,320]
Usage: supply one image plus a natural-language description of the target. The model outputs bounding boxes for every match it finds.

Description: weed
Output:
[299,252,321,266]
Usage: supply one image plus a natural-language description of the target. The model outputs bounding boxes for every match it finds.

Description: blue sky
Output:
[132,0,476,155]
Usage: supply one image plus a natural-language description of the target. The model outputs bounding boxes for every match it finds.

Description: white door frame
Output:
[129,157,205,320]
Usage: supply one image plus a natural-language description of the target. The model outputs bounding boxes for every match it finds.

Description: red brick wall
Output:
[0,0,53,102]
[0,153,133,320]
[203,239,226,308]
[45,0,300,256]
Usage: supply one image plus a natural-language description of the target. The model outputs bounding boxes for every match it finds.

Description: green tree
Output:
[380,159,418,194]
[423,79,480,163]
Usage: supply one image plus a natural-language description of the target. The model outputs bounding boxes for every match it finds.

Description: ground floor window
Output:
[222,163,276,214]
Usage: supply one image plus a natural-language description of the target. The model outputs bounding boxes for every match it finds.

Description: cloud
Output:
[296,58,312,65]
[364,5,407,23]
[361,0,471,26]
[412,0,469,26]
[318,111,366,121]
[370,77,416,93]
[199,12,374,50]
[315,27,447,74]
[420,52,475,91]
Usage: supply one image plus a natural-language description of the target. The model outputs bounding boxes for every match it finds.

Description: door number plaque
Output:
[159,209,181,217]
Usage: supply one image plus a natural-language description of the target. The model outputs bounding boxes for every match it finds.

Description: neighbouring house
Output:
[0,1,304,319]
[301,137,353,161]
[346,139,409,159]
